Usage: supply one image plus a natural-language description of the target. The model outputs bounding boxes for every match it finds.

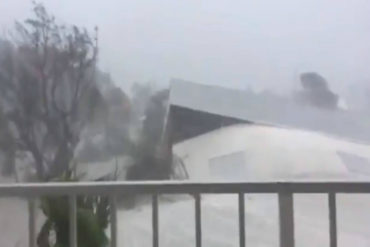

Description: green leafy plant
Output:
[37,172,110,247]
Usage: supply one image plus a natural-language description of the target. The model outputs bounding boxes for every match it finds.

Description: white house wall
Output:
[173,124,370,181]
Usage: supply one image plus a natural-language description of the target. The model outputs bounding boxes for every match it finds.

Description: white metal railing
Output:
[2,181,370,247]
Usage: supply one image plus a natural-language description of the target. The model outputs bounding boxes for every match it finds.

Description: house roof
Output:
[169,79,370,144]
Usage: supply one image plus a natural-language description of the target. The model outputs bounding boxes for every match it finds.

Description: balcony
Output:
[1,181,369,247]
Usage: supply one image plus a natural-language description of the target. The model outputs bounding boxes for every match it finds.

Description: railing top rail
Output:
[1,181,370,197]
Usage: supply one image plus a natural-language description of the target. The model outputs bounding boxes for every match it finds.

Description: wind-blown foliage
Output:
[127,89,173,181]
[298,72,339,110]
[0,105,15,175]
[0,2,102,180]
[0,3,111,247]
[37,172,109,247]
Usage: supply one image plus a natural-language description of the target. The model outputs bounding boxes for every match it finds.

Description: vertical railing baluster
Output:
[110,195,118,247]
[69,195,77,247]
[238,193,246,247]
[195,193,202,247]
[28,198,36,247]
[152,194,159,247]
[278,192,294,247]
[329,193,337,247]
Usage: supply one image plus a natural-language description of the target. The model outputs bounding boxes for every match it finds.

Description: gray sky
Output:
[1,0,370,94]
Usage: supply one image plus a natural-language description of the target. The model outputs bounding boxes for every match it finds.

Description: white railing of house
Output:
[1,181,369,247]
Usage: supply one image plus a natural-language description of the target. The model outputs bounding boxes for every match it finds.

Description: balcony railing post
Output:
[195,193,202,247]
[28,198,36,247]
[152,194,159,247]
[238,192,246,247]
[278,192,294,247]
[328,193,337,247]
[69,195,77,247]
[110,195,118,247]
